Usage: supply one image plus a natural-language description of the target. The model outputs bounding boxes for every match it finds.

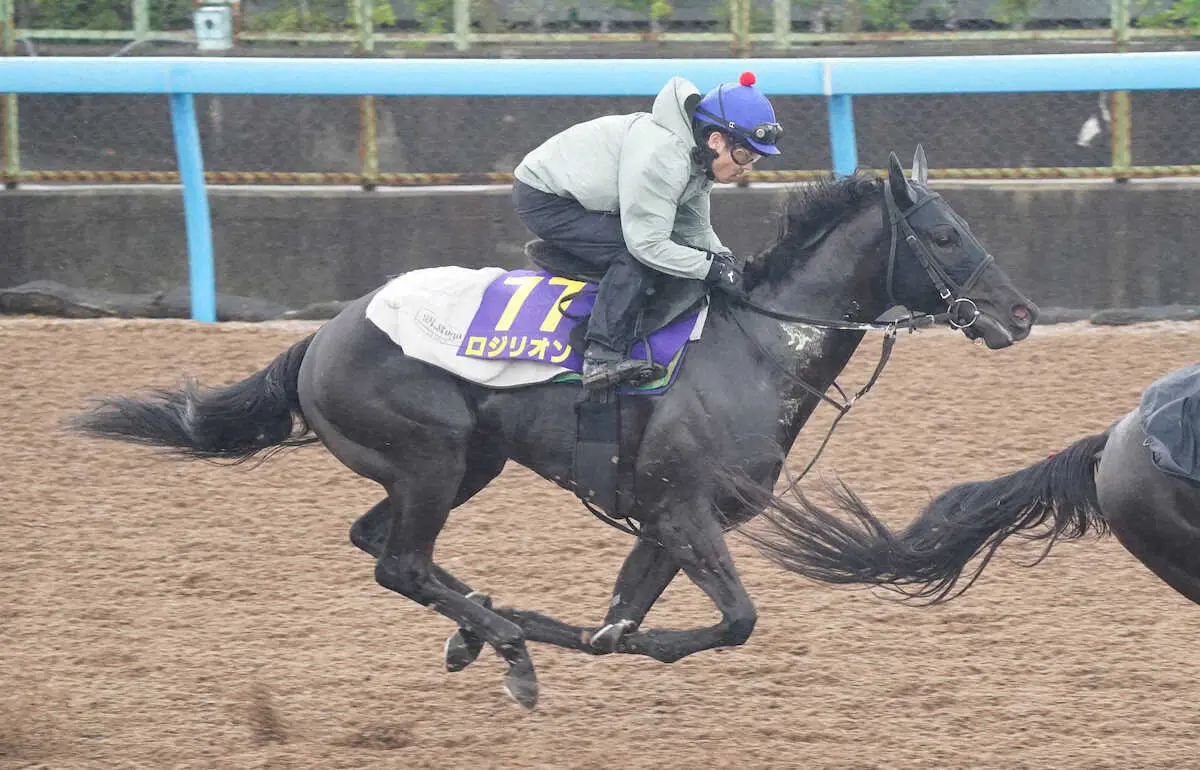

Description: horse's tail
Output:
[70,333,318,464]
[744,432,1110,603]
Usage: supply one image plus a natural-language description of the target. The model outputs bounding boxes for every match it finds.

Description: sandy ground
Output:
[2,316,1199,770]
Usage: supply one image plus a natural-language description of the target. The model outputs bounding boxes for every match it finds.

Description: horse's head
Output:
[883,147,1037,348]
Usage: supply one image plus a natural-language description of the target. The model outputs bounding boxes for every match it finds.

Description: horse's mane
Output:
[743,171,881,290]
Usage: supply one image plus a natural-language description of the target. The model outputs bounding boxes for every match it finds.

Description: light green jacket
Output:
[514,77,727,280]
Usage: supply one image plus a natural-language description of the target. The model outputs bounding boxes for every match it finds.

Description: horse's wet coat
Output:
[70,150,1037,708]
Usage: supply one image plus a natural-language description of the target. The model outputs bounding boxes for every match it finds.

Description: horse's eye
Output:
[932,231,954,247]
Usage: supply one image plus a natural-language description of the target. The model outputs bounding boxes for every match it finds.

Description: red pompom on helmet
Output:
[739,71,756,87]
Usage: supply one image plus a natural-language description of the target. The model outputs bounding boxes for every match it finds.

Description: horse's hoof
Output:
[444,591,492,672]
[464,590,493,609]
[444,629,485,672]
[590,619,636,653]
[503,665,539,710]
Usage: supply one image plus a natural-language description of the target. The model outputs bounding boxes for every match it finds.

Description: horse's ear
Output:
[887,151,914,208]
[912,145,929,186]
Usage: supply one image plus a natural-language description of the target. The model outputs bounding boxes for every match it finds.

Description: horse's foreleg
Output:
[592,536,680,651]
[483,509,757,663]
[484,514,754,664]
[613,506,757,663]
[447,537,679,657]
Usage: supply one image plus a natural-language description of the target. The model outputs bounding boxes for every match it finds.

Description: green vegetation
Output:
[28,0,192,30]
[1137,0,1200,28]
[860,0,921,30]
[18,0,1200,34]
[991,0,1039,29]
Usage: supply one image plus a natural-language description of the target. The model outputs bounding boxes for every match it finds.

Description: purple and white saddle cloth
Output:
[366,266,707,392]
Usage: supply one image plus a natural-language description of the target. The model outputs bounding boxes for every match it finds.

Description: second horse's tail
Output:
[744,432,1110,602]
[70,334,317,464]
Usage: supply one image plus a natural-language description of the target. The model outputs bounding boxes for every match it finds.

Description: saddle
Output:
[524,239,708,343]
[524,239,710,528]
[1140,363,1200,487]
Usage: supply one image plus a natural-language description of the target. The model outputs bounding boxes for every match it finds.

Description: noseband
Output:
[718,182,998,507]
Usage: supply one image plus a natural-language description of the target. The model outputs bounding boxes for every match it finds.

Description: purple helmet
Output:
[693,71,782,156]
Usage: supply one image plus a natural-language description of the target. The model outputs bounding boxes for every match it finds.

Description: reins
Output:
[727,306,898,501]
[726,182,990,495]
[581,181,994,538]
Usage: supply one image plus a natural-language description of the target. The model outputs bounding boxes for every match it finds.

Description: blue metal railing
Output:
[2,52,1199,321]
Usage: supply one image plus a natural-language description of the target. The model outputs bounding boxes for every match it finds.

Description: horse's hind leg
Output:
[350,499,489,611]
[349,499,392,558]
[373,446,540,707]
[351,457,665,668]
[351,444,508,673]
[351,438,507,559]
[351,498,479,595]
[376,488,539,707]
[349,497,493,671]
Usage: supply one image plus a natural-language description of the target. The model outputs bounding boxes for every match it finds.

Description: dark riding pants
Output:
[512,180,655,353]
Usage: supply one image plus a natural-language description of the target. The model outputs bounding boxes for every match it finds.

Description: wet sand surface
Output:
[2,317,1198,769]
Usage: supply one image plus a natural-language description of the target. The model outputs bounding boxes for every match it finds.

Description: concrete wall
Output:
[2,181,1198,311]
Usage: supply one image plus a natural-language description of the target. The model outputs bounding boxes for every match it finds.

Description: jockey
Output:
[512,71,783,389]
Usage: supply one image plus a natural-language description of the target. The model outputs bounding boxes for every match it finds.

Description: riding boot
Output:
[581,253,657,389]
[581,342,656,389]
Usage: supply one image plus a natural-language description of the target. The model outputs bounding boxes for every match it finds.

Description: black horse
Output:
[71,149,1037,709]
[747,363,1200,608]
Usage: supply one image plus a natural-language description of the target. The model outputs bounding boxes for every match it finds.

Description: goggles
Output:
[730,144,762,166]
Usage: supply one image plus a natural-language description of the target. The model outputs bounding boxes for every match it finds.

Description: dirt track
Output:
[3,317,1199,770]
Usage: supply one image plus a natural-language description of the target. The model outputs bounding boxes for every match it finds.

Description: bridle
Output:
[728,182,997,496]
[585,182,1000,540]
[883,182,991,331]
[737,181,991,334]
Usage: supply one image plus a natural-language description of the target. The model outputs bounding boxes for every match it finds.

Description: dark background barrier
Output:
[13,89,1200,175]
[6,44,1200,320]
[3,180,1198,312]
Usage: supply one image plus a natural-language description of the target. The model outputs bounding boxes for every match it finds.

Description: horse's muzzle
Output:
[964,300,1038,348]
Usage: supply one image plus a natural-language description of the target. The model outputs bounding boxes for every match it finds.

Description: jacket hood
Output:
[651,77,702,145]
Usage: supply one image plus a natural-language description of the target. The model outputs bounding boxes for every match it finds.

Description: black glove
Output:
[705,252,745,298]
